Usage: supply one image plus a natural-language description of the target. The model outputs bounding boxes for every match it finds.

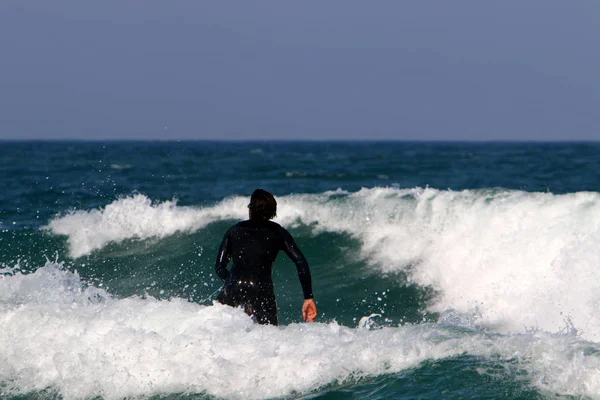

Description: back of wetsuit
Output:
[214,219,313,325]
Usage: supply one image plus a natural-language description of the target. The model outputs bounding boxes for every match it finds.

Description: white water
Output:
[46,194,242,258]
[46,188,600,341]
[2,263,600,399]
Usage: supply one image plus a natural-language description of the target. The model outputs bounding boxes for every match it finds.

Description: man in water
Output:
[214,189,317,325]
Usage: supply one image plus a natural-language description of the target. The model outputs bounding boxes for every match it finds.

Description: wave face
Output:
[4,141,600,399]
[46,187,600,342]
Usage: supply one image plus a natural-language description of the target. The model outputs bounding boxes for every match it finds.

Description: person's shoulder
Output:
[267,220,282,228]
[265,220,286,231]
[269,221,293,238]
[227,221,247,232]
[236,220,252,228]
[255,219,288,234]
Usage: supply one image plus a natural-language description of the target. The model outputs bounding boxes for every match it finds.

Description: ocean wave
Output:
[45,187,600,340]
[1,263,599,400]
[45,194,244,258]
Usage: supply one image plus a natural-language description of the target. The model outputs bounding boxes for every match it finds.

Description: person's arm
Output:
[215,229,232,281]
[281,228,317,322]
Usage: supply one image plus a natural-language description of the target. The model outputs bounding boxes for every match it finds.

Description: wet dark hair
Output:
[248,189,277,220]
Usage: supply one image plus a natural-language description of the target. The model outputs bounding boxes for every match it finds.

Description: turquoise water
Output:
[2,141,600,399]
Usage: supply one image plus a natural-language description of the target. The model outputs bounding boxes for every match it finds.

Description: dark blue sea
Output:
[2,141,600,399]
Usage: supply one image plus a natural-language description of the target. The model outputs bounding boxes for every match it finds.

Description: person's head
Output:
[248,189,277,220]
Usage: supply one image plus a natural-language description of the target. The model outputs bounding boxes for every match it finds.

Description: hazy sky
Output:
[1,1,598,140]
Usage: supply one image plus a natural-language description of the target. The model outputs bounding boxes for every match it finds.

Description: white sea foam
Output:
[45,194,245,258]
[46,188,600,341]
[110,164,131,170]
[2,263,600,399]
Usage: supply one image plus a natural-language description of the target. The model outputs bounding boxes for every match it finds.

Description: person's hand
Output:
[302,298,317,322]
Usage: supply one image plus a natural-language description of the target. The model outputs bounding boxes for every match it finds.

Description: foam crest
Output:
[45,194,247,257]
[280,188,600,341]
[46,188,412,258]
[361,189,600,340]
[1,261,109,306]
[3,263,600,399]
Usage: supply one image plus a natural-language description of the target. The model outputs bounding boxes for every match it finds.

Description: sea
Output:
[2,140,600,400]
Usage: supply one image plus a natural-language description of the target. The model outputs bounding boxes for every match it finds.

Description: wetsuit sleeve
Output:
[281,228,314,299]
[215,228,232,282]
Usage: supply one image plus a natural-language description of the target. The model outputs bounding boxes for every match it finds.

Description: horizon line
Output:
[1,138,599,144]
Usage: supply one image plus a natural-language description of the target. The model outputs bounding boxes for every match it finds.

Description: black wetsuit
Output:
[215,219,313,325]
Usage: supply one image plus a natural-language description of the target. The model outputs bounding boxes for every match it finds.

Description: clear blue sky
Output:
[1,1,598,140]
